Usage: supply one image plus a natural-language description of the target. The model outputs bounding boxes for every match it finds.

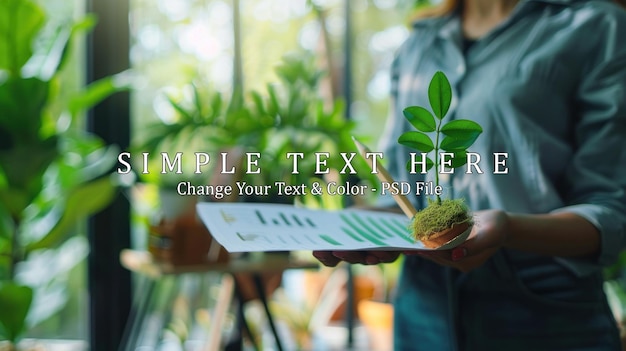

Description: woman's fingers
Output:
[332,251,368,264]
[312,251,342,267]
[312,250,401,266]
[365,251,401,264]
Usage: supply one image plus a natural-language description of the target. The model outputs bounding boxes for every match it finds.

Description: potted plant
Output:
[131,82,258,264]
[134,52,372,205]
[134,82,266,190]
[134,82,248,217]
[0,0,128,347]
[397,71,483,248]
[245,52,374,204]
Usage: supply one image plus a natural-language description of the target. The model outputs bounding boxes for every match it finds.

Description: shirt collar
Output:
[412,0,600,39]
[412,0,603,31]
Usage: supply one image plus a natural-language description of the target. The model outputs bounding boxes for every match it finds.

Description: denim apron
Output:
[393,251,621,351]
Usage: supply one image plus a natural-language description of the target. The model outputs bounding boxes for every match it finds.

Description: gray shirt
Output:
[379,0,626,276]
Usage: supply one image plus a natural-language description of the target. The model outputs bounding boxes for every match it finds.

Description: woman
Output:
[313,0,626,349]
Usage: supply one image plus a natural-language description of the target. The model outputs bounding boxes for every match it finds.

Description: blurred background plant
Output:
[0,0,128,347]
[242,51,371,202]
[132,81,265,190]
[132,50,375,206]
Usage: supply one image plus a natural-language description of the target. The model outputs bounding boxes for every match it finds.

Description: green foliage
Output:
[0,0,45,74]
[0,282,33,342]
[411,198,472,239]
[135,52,373,201]
[246,52,371,199]
[0,0,127,344]
[398,71,482,204]
[24,176,116,252]
[134,81,269,187]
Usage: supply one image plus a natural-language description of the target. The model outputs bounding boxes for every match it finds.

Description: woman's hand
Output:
[408,209,511,272]
[312,250,401,267]
[312,210,510,271]
[313,208,601,272]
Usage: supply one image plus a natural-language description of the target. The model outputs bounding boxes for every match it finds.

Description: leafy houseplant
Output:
[135,82,265,190]
[246,52,372,204]
[397,71,483,248]
[132,79,272,263]
[136,52,372,205]
[0,0,127,347]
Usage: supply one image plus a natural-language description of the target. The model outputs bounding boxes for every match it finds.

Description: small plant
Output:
[397,71,482,247]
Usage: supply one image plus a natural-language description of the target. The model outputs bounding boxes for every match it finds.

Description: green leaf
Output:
[0,188,30,221]
[439,120,482,151]
[0,137,57,188]
[19,237,88,326]
[440,135,479,151]
[440,119,483,138]
[22,14,97,80]
[403,106,436,132]
[209,91,223,120]
[0,282,33,342]
[250,91,266,116]
[440,151,467,169]
[440,119,483,151]
[21,26,70,81]
[0,136,58,217]
[428,71,452,120]
[69,73,131,120]
[397,131,434,153]
[0,77,50,141]
[191,83,203,118]
[72,13,98,33]
[64,141,119,183]
[26,176,116,252]
[266,84,280,117]
[406,157,434,173]
[0,0,45,74]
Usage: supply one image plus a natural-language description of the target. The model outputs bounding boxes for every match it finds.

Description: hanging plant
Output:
[398,71,483,248]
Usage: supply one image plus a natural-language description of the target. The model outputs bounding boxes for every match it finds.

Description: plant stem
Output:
[434,119,442,205]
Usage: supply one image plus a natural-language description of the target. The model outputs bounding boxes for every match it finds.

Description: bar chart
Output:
[195,202,449,253]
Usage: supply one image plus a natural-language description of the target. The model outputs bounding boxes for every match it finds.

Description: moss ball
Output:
[411,198,472,240]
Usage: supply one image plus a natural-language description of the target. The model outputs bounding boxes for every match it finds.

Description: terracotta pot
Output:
[421,221,471,249]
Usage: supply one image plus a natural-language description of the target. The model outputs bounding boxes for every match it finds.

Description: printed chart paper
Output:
[196,202,469,252]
